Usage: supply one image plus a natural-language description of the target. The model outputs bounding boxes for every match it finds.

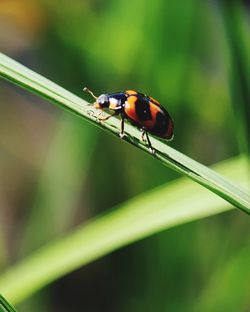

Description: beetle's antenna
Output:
[83,87,97,100]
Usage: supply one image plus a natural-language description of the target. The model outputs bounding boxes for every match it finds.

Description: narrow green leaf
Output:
[0,155,248,305]
[0,53,249,213]
[0,294,16,312]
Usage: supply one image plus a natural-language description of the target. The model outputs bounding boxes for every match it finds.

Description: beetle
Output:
[83,87,174,153]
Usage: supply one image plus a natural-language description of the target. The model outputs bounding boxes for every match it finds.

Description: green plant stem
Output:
[0,52,249,214]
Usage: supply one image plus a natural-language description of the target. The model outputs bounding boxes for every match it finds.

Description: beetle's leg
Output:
[97,112,115,122]
[99,103,122,122]
[143,130,155,154]
[119,115,125,138]
[141,130,147,142]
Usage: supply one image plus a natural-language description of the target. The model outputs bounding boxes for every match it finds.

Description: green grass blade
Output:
[221,1,250,154]
[0,52,249,214]
[0,155,249,305]
[0,294,16,312]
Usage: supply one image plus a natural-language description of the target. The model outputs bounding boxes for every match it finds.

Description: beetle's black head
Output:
[94,94,109,109]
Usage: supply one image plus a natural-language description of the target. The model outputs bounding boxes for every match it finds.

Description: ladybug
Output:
[83,87,174,153]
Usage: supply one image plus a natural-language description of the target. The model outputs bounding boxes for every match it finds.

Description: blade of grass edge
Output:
[0,155,249,305]
[0,294,16,312]
[0,52,249,213]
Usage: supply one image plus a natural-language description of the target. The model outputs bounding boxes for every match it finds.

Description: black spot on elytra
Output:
[153,112,168,135]
[157,111,168,127]
[135,97,152,121]
[151,111,169,136]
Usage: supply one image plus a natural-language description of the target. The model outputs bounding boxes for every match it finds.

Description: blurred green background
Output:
[0,0,249,311]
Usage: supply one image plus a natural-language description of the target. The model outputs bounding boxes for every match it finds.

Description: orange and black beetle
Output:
[84,87,174,153]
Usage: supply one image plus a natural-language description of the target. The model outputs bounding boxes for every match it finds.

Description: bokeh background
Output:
[0,0,249,311]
